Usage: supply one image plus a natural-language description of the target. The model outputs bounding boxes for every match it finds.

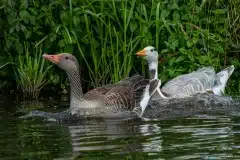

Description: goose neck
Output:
[66,70,85,104]
[148,61,158,80]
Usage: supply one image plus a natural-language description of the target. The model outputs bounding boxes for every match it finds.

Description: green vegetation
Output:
[1,0,239,98]
[14,43,52,99]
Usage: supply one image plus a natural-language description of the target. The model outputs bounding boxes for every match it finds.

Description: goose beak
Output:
[43,54,60,64]
[136,49,146,57]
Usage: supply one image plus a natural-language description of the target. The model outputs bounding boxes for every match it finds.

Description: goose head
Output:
[43,53,84,102]
[43,53,79,73]
[136,46,159,80]
[136,46,158,67]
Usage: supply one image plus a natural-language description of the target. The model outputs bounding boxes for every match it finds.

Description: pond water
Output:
[0,95,240,160]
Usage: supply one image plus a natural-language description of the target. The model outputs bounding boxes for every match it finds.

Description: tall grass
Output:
[59,0,142,87]
[14,43,52,99]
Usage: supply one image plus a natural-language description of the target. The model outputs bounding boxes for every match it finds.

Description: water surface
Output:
[0,95,239,160]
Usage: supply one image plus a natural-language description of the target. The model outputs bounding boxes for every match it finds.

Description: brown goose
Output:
[43,53,160,117]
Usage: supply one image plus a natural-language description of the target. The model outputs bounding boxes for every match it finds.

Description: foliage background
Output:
[0,0,239,96]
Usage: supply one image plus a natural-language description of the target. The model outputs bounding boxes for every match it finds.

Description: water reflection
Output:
[0,96,240,160]
[159,116,238,159]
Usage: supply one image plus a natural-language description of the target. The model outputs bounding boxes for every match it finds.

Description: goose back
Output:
[161,67,216,98]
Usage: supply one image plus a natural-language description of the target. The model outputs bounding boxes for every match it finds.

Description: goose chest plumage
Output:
[136,46,234,99]
[42,53,160,117]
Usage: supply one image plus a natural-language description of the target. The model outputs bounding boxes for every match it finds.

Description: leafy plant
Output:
[14,43,52,99]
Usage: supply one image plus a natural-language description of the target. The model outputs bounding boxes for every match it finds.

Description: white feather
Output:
[139,85,150,117]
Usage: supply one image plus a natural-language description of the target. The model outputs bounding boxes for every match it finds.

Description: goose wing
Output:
[103,75,149,111]
[84,84,115,99]
[161,67,216,98]
[83,74,146,99]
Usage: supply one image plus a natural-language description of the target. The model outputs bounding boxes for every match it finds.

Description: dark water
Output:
[0,95,240,160]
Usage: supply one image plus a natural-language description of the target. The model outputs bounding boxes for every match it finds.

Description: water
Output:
[0,95,240,160]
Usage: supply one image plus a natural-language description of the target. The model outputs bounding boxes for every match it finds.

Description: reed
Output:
[72,0,141,87]
[14,43,52,99]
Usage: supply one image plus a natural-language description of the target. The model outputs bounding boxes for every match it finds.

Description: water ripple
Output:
[0,108,240,159]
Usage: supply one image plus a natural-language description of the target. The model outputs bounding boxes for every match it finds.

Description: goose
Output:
[136,46,234,99]
[42,53,160,118]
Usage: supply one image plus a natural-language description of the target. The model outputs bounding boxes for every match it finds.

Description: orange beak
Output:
[43,54,60,64]
[136,49,146,57]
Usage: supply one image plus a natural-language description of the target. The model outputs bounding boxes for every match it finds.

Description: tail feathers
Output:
[219,65,234,76]
[213,65,235,95]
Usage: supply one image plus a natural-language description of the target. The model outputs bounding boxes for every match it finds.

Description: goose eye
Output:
[65,57,69,60]
[150,49,153,52]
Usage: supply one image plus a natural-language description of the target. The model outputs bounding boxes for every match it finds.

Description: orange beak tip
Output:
[136,50,146,57]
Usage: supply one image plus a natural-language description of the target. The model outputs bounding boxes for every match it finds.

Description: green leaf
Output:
[73,16,80,27]
[60,11,69,25]
[15,42,23,54]
[187,40,193,48]
[16,24,20,32]
[173,11,180,21]
[26,31,32,39]
[161,49,169,53]
[172,3,179,10]
[20,24,26,32]
[176,56,185,62]
[168,68,175,76]
[192,37,199,44]
[171,40,179,50]
[215,9,227,15]
[164,41,170,47]
[161,10,170,19]
[169,58,175,66]
[10,26,15,34]
[188,53,194,61]
[130,21,137,32]
[19,10,29,18]
[30,16,36,25]
[179,47,187,54]
[49,33,57,42]
[58,39,65,48]
[19,10,30,23]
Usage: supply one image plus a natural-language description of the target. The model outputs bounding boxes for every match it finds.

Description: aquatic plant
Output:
[14,43,52,99]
